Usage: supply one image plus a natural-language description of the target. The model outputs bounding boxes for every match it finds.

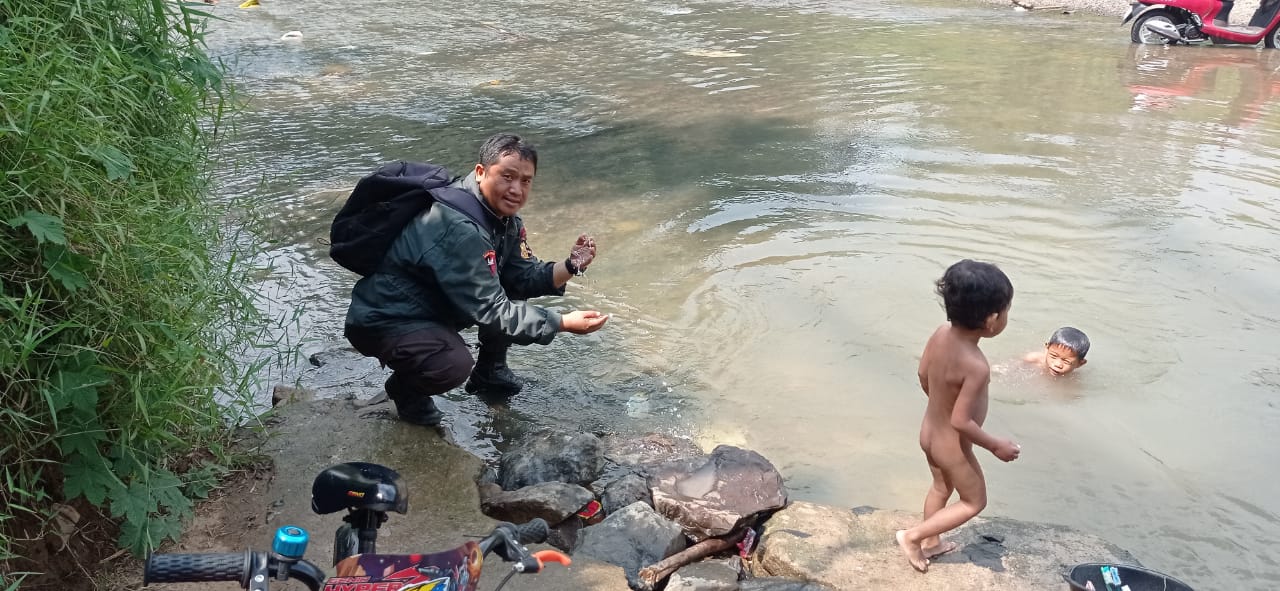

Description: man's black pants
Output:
[346,326,474,397]
[345,325,512,398]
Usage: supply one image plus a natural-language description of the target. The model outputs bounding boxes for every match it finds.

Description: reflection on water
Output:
[206,1,1280,588]
[1128,45,1280,128]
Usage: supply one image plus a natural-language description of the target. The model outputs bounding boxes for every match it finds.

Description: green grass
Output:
[1,0,278,580]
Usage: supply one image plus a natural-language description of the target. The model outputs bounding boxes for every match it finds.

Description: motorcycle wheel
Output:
[1266,27,1280,48]
[333,523,358,565]
[1131,9,1182,44]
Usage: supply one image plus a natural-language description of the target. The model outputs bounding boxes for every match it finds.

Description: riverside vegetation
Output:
[0,1,281,587]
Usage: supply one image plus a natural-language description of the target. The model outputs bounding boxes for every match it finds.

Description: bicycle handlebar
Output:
[142,520,566,591]
[480,518,571,576]
[144,549,324,591]
[145,552,250,585]
[500,519,550,545]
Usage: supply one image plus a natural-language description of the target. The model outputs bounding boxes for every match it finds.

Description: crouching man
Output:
[344,133,608,426]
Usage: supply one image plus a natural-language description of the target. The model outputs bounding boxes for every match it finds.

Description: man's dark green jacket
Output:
[344,172,564,344]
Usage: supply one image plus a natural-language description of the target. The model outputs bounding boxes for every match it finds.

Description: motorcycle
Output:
[143,462,572,591]
[1123,0,1280,47]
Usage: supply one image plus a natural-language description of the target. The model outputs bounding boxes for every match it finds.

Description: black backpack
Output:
[329,161,491,276]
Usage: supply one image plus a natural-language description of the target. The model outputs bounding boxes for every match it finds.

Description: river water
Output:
[203,0,1280,588]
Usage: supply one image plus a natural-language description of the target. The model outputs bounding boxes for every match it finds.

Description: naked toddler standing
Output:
[897,259,1021,573]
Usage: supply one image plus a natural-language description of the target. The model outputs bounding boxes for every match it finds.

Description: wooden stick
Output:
[1011,0,1064,9]
[637,529,746,590]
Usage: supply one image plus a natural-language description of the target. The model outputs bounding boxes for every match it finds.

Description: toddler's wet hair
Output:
[935,259,1013,330]
[1048,326,1090,359]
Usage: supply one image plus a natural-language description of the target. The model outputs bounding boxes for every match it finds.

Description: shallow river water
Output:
[204,1,1280,588]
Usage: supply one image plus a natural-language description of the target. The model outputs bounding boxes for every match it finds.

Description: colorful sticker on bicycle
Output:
[400,580,448,591]
[327,541,484,591]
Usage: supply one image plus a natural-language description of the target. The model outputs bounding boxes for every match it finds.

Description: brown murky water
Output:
[205,1,1280,588]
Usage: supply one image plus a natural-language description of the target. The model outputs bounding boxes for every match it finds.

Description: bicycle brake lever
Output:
[532,550,571,569]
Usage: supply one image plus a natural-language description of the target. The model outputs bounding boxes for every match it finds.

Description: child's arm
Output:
[1022,351,1042,364]
[918,343,932,396]
[950,368,1020,462]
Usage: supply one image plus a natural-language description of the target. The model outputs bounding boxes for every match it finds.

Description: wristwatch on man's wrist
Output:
[564,257,585,276]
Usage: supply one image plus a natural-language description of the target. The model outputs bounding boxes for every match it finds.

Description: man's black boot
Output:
[464,344,522,397]
[385,374,444,426]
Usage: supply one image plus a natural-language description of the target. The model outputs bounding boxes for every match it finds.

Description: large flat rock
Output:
[752,501,1138,591]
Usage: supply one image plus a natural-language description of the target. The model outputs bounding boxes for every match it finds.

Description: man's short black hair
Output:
[479,133,538,171]
[1048,326,1090,359]
[935,259,1014,330]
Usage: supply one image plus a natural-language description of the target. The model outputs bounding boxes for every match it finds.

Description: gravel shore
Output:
[969,0,1262,19]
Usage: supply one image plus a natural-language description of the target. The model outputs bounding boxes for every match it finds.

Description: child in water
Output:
[1024,327,1090,377]
[897,259,1022,573]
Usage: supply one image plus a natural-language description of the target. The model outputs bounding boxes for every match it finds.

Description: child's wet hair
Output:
[1048,326,1090,359]
[935,259,1014,330]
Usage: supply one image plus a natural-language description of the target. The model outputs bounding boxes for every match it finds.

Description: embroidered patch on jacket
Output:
[483,250,497,276]
[519,226,534,259]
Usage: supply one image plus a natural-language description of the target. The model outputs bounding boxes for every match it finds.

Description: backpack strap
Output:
[431,186,498,236]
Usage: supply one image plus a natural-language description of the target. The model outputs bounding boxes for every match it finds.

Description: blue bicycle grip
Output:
[144,551,249,584]
[514,519,549,544]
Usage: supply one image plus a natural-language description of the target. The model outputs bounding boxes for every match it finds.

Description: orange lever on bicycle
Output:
[532,550,571,569]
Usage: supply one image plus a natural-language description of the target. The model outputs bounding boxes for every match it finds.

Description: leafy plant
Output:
[0,0,277,579]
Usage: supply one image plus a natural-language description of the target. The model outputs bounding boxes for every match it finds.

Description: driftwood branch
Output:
[637,528,747,590]
[1012,0,1064,9]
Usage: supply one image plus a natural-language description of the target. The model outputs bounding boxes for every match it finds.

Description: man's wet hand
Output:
[561,310,609,334]
[568,234,597,271]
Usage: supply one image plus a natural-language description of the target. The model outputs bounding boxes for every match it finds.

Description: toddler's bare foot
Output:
[922,540,959,559]
[896,530,928,573]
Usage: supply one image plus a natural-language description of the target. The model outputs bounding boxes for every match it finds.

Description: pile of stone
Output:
[476,429,824,590]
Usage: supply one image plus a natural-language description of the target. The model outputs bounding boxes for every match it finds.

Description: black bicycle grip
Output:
[513,518,549,544]
[144,551,249,585]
